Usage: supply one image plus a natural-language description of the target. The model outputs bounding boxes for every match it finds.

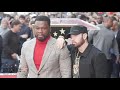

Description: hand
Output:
[18,66,28,72]
[115,56,120,64]
[20,34,28,39]
[56,36,66,49]
[11,53,17,60]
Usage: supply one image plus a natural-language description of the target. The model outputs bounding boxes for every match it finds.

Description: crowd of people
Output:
[0,12,120,78]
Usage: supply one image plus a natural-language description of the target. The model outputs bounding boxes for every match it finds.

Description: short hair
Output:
[1,18,8,24]
[19,15,26,20]
[35,16,50,26]
[80,15,87,20]
[10,20,21,28]
[111,16,117,21]
[103,16,117,22]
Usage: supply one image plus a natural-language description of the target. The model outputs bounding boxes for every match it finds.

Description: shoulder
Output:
[3,30,11,37]
[91,45,106,58]
[91,45,103,54]
[22,38,36,48]
[50,37,57,43]
[91,45,101,52]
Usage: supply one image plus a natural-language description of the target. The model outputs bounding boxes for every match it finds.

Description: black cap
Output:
[67,25,88,38]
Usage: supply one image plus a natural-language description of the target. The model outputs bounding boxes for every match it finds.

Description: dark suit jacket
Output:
[68,44,109,78]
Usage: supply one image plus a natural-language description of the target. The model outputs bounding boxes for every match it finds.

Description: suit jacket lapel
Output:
[38,37,55,72]
[29,38,38,73]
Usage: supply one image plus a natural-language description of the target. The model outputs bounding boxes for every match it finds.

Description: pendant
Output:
[73,64,79,74]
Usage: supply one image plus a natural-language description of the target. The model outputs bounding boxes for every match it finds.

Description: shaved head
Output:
[111,20,118,31]
[103,16,116,29]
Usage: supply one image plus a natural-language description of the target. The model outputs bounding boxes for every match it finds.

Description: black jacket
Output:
[68,44,108,78]
[1,30,20,59]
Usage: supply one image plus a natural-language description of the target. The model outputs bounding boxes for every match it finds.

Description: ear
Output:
[83,33,88,40]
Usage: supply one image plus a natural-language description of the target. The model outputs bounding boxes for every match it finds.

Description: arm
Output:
[17,43,28,78]
[56,36,67,49]
[112,37,119,63]
[20,27,30,39]
[93,53,108,78]
[3,34,14,55]
[59,45,71,78]
[88,30,99,43]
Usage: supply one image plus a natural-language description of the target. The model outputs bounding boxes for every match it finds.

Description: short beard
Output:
[74,40,85,48]
[36,34,50,42]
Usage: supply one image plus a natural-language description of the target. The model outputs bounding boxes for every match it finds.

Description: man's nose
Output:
[38,29,43,33]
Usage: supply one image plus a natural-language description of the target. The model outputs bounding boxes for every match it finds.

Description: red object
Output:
[109,12,114,15]
[34,36,50,70]
[98,12,103,14]
[0,73,17,78]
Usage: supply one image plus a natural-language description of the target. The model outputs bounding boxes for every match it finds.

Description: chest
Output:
[25,44,60,66]
[8,34,19,45]
[71,51,95,78]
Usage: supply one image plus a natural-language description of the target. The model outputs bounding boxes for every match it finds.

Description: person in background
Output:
[88,16,119,78]
[0,18,9,38]
[1,20,21,73]
[17,15,31,53]
[29,20,35,39]
[96,15,103,25]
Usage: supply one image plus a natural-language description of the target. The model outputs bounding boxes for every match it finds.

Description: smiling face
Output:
[34,21,50,42]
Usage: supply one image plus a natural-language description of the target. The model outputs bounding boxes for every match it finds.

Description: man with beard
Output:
[17,16,71,78]
[57,25,108,78]
[96,15,103,25]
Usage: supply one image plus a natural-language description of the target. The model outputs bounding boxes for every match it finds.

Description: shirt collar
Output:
[79,44,92,57]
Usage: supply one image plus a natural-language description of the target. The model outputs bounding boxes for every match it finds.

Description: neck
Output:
[103,23,110,29]
[11,28,16,33]
[78,41,88,53]
[37,35,51,44]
